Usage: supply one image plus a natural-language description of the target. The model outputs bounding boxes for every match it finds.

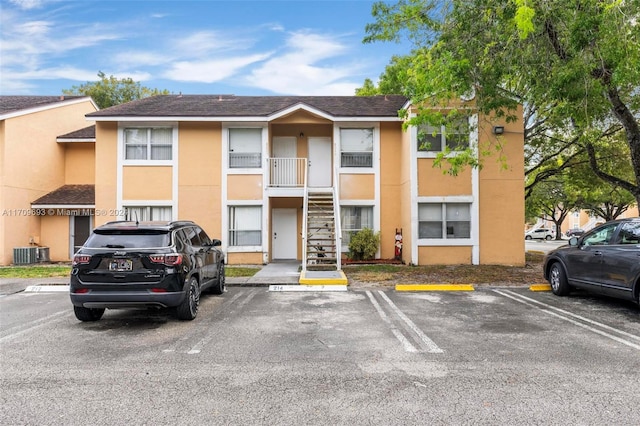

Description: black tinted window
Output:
[184,227,201,246]
[618,222,640,244]
[173,230,186,251]
[197,227,212,245]
[84,230,170,248]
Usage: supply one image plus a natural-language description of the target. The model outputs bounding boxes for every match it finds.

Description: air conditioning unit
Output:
[13,247,38,265]
[37,247,50,263]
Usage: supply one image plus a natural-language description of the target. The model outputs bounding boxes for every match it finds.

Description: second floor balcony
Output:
[267,157,307,190]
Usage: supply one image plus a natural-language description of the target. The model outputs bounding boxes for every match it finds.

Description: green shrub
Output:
[348,228,380,260]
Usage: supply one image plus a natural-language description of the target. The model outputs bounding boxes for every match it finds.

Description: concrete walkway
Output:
[243,260,301,285]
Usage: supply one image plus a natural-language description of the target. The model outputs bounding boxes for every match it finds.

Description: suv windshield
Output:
[84,230,171,249]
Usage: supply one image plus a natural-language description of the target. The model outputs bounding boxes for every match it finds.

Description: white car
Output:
[525,228,554,240]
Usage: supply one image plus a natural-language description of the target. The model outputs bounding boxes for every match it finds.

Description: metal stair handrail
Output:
[332,165,342,271]
[301,163,309,272]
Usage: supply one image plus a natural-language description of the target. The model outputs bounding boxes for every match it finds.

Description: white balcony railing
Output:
[267,157,307,188]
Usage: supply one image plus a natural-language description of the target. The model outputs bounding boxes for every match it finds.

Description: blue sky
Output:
[1,0,413,96]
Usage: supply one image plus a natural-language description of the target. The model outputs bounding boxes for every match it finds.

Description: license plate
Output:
[109,259,132,271]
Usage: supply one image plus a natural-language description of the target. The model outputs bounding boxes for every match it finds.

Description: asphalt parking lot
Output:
[1,284,638,425]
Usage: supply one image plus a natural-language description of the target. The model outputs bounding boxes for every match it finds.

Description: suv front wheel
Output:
[176,276,200,320]
[210,263,225,295]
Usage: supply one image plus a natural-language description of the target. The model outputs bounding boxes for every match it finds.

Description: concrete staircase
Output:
[305,191,338,271]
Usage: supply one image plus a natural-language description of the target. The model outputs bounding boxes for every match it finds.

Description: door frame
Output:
[70,215,93,258]
[307,136,332,187]
[271,208,298,260]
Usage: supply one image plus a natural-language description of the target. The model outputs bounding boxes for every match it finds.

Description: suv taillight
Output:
[72,254,92,266]
[149,254,183,266]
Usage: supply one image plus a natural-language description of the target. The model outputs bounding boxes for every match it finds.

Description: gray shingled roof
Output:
[58,125,96,140]
[32,185,95,206]
[87,95,408,118]
[0,96,86,115]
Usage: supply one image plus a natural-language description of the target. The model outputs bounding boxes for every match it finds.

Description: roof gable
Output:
[0,96,95,120]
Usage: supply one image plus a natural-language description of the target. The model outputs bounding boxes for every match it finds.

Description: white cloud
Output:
[3,66,101,82]
[163,53,272,83]
[244,31,362,95]
[172,31,241,56]
[9,0,44,10]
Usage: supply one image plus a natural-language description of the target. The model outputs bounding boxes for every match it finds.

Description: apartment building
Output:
[85,94,525,271]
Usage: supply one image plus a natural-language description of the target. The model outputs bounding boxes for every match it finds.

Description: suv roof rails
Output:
[99,220,196,228]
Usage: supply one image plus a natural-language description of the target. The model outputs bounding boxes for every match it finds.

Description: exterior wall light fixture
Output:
[493,126,505,135]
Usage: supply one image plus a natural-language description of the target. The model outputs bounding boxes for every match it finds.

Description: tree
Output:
[63,71,169,109]
[355,55,413,96]
[525,173,581,239]
[568,140,637,221]
[364,0,640,205]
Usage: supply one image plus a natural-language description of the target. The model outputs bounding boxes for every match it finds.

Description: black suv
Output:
[70,220,225,322]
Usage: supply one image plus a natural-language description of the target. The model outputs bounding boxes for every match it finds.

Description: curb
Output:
[529,284,551,292]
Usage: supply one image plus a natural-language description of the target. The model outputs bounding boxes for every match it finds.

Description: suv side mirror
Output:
[568,236,579,247]
[212,239,222,247]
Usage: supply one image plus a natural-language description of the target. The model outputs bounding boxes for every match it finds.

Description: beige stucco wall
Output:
[339,174,375,200]
[0,99,97,265]
[40,215,71,261]
[478,108,525,265]
[227,175,263,200]
[178,122,222,240]
[379,121,404,260]
[418,161,472,196]
[94,122,118,226]
[64,143,96,184]
[122,166,173,200]
[227,252,264,264]
[418,246,472,265]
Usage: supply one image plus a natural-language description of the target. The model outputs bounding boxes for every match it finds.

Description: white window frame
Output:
[418,202,471,240]
[340,205,374,249]
[227,204,264,251]
[122,205,173,222]
[416,197,475,246]
[223,124,267,174]
[121,125,177,166]
[338,124,378,172]
[415,116,471,159]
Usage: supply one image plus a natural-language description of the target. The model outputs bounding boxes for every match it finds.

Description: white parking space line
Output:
[186,290,254,355]
[377,291,443,354]
[0,310,71,343]
[366,290,443,354]
[366,291,418,353]
[494,290,640,351]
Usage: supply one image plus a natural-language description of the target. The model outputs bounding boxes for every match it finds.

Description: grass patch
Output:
[0,264,260,279]
[344,254,545,286]
[226,266,260,277]
[0,265,71,278]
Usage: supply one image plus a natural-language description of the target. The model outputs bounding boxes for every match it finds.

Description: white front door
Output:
[308,137,332,187]
[272,208,297,259]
